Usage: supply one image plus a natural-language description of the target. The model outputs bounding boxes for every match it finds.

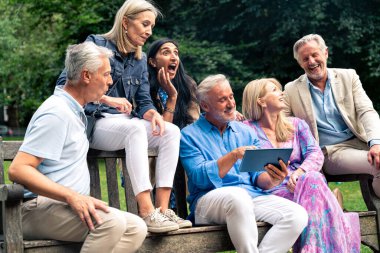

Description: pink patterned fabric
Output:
[244,117,360,253]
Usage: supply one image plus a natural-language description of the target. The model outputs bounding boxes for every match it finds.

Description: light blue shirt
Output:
[308,72,354,147]
[180,114,267,222]
[21,87,90,198]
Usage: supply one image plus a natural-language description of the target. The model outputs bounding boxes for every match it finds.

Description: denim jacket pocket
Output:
[122,75,142,98]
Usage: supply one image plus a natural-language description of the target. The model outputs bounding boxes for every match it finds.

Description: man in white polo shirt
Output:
[8,42,147,253]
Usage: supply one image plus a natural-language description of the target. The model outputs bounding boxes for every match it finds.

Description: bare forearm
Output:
[9,153,76,203]
[217,150,239,178]
[162,96,177,122]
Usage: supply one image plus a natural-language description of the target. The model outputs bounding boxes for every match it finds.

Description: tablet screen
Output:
[239,148,293,172]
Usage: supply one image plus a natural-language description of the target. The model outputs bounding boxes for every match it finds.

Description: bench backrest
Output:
[0,139,188,218]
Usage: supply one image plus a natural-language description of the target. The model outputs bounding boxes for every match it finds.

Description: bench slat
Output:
[121,158,138,214]
[87,157,101,200]
[105,158,120,209]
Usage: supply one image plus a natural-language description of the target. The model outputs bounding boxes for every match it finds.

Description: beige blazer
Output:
[283,68,380,144]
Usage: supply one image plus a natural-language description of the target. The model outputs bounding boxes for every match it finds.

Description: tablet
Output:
[239,148,293,172]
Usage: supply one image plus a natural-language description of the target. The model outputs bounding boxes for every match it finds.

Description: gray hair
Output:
[65,41,113,84]
[293,34,328,61]
[196,74,230,104]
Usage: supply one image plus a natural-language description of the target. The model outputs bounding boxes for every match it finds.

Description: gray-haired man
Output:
[9,42,147,253]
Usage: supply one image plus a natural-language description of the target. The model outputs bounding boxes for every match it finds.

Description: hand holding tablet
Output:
[239,148,293,172]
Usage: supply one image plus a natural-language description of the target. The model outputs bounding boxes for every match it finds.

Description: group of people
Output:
[7,0,380,252]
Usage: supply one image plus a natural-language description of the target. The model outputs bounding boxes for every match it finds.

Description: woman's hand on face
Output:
[103,96,132,114]
[286,168,305,193]
[158,67,178,98]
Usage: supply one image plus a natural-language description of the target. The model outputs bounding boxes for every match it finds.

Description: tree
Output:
[0,0,115,126]
[1,0,379,127]
[155,0,380,109]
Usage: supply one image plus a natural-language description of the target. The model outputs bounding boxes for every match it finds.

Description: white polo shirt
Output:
[21,86,90,198]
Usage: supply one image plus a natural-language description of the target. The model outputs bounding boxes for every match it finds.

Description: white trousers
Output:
[323,137,380,197]
[195,187,308,253]
[90,114,181,195]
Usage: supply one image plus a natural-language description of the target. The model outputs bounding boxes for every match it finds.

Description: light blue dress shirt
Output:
[180,114,267,221]
[308,72,354,147]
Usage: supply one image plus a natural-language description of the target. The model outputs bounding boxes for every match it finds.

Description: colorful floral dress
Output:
[244,117,360,253]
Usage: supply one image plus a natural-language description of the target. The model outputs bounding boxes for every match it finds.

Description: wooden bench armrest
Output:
[0,184,24,252]
[0,184,24,201]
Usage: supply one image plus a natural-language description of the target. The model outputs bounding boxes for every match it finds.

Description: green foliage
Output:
[0,0,120,126]
[156,0,380,109]
[1,0,380,125]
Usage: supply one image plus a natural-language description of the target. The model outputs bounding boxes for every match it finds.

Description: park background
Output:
[1,0,380,129]
[1,1,380,252]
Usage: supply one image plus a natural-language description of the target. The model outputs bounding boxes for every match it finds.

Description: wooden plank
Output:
[87,148,158,159]
[105,158,120,209]
[87,157,101,200]
[24,242,82,253]
[3,199,24,253]
[138,223,271,253]
[121,158,138,214]
[2,141,22,160]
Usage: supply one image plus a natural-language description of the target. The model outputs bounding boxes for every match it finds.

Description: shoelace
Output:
[149,208,169,223]
[164,209,181,222]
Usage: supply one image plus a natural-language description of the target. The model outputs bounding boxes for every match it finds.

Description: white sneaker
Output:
[163,209,192,229]
[143,208,179,233]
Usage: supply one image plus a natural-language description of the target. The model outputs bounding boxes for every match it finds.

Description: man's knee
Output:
[99,209,128,236]
[223,188,254,215]
[287,205,308,234]
[125,215,148,251]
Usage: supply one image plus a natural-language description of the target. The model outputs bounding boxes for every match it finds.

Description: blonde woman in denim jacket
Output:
[57,0,181,233]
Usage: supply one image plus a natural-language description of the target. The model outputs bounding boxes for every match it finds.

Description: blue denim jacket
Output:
[56,34,156,118]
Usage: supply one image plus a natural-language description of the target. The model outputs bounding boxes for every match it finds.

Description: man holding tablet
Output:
[180,74,307,253]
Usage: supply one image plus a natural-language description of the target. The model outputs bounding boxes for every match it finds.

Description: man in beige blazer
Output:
[283,34,380,197]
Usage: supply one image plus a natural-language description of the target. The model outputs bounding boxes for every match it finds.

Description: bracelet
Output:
[164,107,175,113]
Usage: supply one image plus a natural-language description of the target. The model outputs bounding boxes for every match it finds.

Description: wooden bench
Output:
[0,138,379,252]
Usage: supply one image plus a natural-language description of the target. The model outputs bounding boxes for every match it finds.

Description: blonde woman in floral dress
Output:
[242,78,360,253]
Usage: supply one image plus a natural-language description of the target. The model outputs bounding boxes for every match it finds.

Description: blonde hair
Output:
[102,0,161,60]
[242,78,294,142]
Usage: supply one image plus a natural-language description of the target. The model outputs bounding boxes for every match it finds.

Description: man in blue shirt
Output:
[284,34,380,197]
[8,42,147,253]
[180,74,307,253]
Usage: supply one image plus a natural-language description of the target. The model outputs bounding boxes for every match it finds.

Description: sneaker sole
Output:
[179,222,193,229]
[148,224,179,233]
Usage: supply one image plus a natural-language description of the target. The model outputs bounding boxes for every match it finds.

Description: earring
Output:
[125,29,128,34]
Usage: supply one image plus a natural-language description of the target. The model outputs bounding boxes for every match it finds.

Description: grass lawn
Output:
[1,158,374,252]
